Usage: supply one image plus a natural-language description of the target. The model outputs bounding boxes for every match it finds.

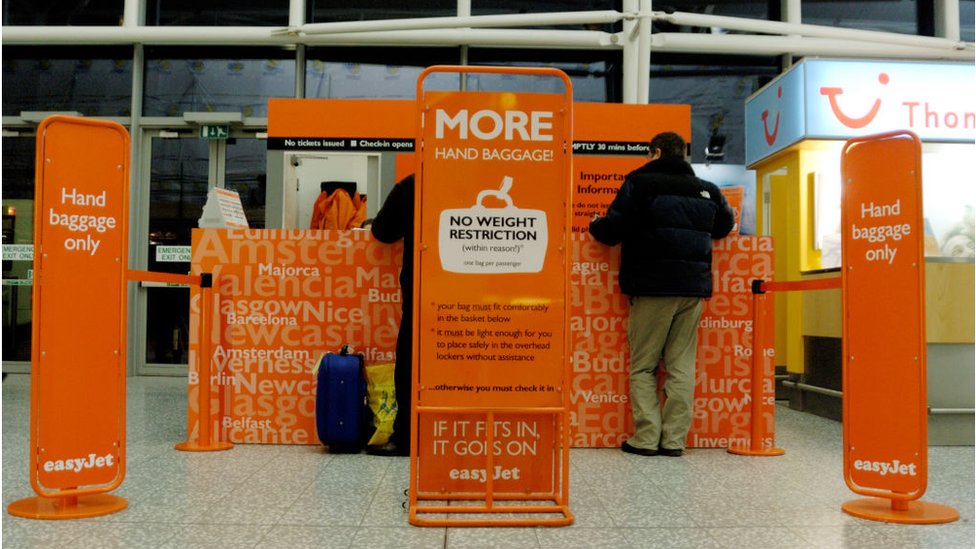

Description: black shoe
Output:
[366,442,408,456]
[621,441,658,456]
[659,448,683,457]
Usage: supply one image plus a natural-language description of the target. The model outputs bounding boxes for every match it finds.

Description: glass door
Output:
[1,136,37,372]
[135,130,266,375]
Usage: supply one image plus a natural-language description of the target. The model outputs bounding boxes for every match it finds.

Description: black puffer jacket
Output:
[588,158,735,297]
[370,174,414,311]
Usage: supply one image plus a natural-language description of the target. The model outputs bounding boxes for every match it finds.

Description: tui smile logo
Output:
[819,73,890,129]
[760,86,782,146]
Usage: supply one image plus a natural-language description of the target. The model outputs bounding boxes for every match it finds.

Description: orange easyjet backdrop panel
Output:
[188,229,403,445]
[30,116,129,495]
[841,131,927,499]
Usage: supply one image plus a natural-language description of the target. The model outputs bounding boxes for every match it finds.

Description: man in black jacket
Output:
[367,174,414,456]
[589,132,735,457]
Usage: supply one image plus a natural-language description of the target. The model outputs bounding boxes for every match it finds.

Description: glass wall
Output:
[468,49,621,103]
[803,0,920,35]
[144,48,296,117]
[962,0,975,42]
[2,47,133,117]
[648,58,779,165]
[305,47,461,99]
[1,137,36,363]
[146,0,289,26]
[2,0,124,25]
[306,0,455,22]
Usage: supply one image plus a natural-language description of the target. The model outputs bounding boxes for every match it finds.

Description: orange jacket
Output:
[310,188,367,230]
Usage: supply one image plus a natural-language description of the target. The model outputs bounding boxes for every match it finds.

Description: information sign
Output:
[413,68,573,502]
[8,115,129,519]
[841,130,926,499]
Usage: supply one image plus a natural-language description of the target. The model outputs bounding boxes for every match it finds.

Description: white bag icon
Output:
[438,176,548,274]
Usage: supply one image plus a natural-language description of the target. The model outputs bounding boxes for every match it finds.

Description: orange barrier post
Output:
[8,116,130,519]
[728,279,784,457]
[839,130,957,524]
[126,270,232,451]
[175,274,233,452]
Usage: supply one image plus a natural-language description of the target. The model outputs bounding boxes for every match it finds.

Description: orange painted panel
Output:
[841,131,927,499]
[31,116,129,495]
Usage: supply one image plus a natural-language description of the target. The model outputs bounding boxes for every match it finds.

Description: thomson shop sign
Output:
[745,59,974,166]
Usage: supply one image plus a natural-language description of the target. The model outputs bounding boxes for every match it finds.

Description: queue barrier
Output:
[127,270,233,452]
[727,276,845,458]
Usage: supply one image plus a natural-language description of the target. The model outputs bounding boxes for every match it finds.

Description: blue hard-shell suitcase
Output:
[315,345,368,452]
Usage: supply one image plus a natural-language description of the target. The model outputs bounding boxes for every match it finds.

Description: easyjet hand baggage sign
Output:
[29,116,129,496]
[414,70,572,494]
[841,131,927,499]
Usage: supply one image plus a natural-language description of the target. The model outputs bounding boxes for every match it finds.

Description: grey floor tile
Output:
[2,374,973,549]
[351,526,447,548]
[621,527,724,549]
[446,526,541,548]
[706,526,811,548]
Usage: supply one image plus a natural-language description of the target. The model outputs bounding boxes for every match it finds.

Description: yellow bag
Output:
[364,362,397,446]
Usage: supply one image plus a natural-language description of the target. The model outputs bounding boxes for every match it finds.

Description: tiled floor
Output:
[2,373,973,548]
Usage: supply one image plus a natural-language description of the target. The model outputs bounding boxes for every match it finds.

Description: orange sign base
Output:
[842,498,960,524]
[7,494,128,520]
[174,441,234,452]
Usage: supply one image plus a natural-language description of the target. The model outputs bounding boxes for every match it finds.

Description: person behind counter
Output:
[366,174,415,457]
[589,132,735,457]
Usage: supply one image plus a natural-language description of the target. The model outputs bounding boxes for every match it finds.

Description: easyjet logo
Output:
[760,86,782,146]
[43,452,116,473]
[819,72,890,129]
[852,457,918,476]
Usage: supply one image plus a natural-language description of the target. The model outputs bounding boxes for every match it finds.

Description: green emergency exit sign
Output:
[200,125,229,139]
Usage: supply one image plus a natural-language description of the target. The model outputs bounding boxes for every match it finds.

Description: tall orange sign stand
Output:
[8,116,130,519]
[409,66,574,526]
[840,130,958,524]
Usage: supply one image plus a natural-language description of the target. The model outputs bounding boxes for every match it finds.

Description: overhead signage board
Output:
[746,59,974,166]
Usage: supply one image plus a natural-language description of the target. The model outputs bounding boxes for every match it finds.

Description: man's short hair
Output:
[649,132,687,159]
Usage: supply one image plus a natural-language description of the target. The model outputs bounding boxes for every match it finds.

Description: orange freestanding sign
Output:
[410,66,573,526]
[8,116,129,519]
[840,130,957,524]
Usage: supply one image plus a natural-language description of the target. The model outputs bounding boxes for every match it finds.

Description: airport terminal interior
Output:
[3,1,975,548]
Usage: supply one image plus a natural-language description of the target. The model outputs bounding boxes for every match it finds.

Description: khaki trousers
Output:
[626,295,703,451]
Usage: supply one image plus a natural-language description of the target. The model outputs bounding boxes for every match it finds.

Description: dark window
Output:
[305,47,460,99]
[647,55,780,165]
[961,1,975,42]
[802,0,920,36]
[307,0,455,22]
[2,47,133,117]
[143,47,295,117]
[146,0,289,26]
[2,137,36,362]
[472,1,623,31]
[2,0,124,25]
[468,49,621,103]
